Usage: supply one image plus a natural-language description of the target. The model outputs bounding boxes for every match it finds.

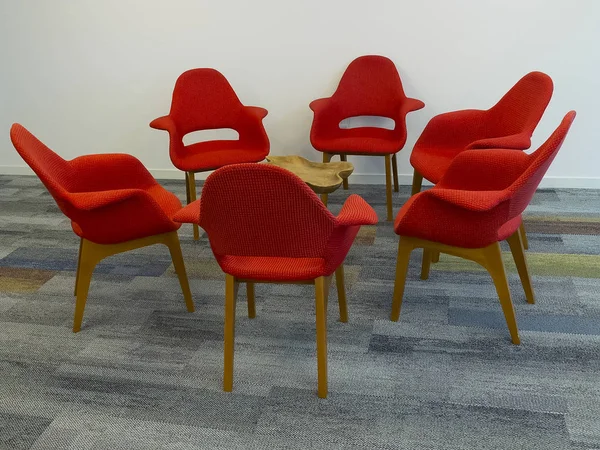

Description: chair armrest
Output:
[336,194,378,226]
[69,153,157,191]
[415,109,490,149]
[244,106,268,120]
[424,188,509,212]
[68,189,147,211]
[466,132,531,150]
[399,98,425,115]
[173,199,201,224]
[149,115,177,132]
[436,148,531,191]
[309,98,332,113]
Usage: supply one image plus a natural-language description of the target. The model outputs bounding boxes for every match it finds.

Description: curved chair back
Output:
[199,164,337,258]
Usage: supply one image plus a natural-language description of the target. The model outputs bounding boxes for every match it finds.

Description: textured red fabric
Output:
[172,164,378,281]
[395,112,576,248]
[410,72,553,183]
[10,124,182,245]
[150,69,270,172]
[309,55,424,155]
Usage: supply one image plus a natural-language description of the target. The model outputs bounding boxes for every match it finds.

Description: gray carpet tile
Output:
[1,176,600,449]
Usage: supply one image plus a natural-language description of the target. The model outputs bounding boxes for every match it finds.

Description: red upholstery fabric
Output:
[411,72,554,183]
[150,69,270,172]
[10,124,182,245]
[309,55,424,155]
[173,164,378,281]
[395,112,576,248]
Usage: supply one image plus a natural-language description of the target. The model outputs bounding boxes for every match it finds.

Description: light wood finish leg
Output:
[72,231,195,333]
[481,242,521,345]
[320,193,328,206]
[384,154,393,221]
[335,265,348,323]
[519,222,529,250]
[431,251,440,263]
[391,238,414,321]
[74,238,83,296]
[340,154,349,190]
[185,172,191,205]
[246,282,256,318]
[411,170,423,196]
[321,153,331,206]
[164,232,195,312]
[421,249,432,280]
[314,276,328,398]
[224,274,239,392]
[187,171,200,241]
[507,230,535,304]
[392,154,399,192]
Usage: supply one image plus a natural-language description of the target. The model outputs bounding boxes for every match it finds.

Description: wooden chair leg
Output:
[72,239,102,333]
[340,154,349,190]
[506,230,535,304]
[314,276,328,398]
[187,172,200,241]
[392,154,399,192]
[519,222,529,250]
[163,232,195,312]
[431,251,440,263]
[335,265,348,323]
[411,170,423,196]
[185,172,191,205]
[481,242,521,345]
[391,238,414,321]
[74,238,83,296]
[320,193,328,206]
[246,282,256,318]
[421,248,432,280]
[384,155,393,221]
[224,274,239,392]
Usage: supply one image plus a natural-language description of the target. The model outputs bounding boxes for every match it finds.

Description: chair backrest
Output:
[488,71,554,136]
[169,68,245,135]
[199,164,337,258]
[10,124,75,204]
[507,111,576,218]
[329,55,407,119]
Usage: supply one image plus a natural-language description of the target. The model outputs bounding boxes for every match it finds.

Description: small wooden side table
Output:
[266,155,354,206]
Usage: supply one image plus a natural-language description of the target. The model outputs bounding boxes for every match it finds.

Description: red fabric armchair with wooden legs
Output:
[150,68,270,240]
[173,164,377,398]
[10,124,195,332]
[309,55,424,221]
[391,111,576,345]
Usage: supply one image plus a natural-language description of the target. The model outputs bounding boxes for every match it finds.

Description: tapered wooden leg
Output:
[323,152,331,163]
[72,240,99,333]
[506,231,535,304]
[519,222,529,250]
[391,238,414,321]
[185,172,191,205]
[314,276,328,398]
[392,154,399,192]
[384,155,393,221]
[335,265,348,323]
[431,251,440,263]
[320,193,328,206]
[246,282,256,318]
[421,249,432,280]
[340,154,349,190]
[411,170,423,196]
[187,172,200,241]
[481,243,520,345]
[224,274,238,392]
[164,232,195,312]
[74,238,83,296]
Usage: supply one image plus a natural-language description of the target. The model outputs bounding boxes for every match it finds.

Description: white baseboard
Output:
[2,165,600,189]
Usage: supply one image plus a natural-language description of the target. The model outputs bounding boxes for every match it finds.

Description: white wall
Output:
[1,0,599,187]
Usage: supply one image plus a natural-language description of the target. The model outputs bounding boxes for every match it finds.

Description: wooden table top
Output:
[266,155,354,194]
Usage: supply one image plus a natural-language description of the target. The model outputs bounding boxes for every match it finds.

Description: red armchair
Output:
[173,164,377,398]
[309,55,424,221]
[10,124,195,332]
[150,68,270,239]
[391,111,576,344]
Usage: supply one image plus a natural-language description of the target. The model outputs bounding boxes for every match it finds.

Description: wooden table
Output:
[266,155,354,205]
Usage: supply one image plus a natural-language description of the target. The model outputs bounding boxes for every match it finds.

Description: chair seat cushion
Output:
[217,255,327,281]
[172,141,268,172]
[410,146,464,184]
[312,128,403,154]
